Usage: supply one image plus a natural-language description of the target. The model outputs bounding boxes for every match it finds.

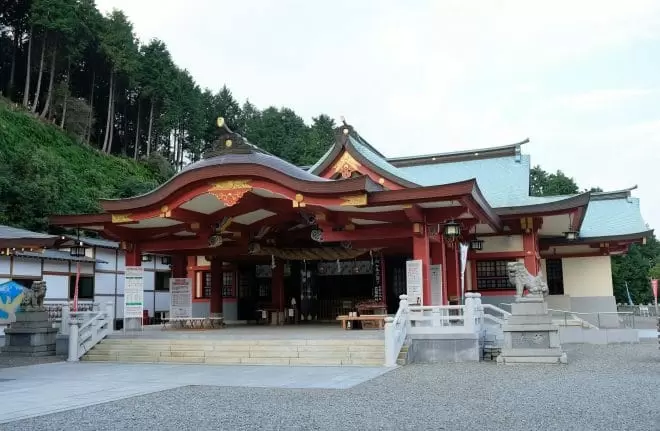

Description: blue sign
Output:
[0,281,24,322]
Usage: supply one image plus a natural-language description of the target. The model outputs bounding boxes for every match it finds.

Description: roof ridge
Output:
[387,139,530,167]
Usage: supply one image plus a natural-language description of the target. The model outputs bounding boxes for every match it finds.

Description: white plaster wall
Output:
[144,291,155,316]
[116,274,125,295]
[155,292,169,312]
[197,256,211,266]
[117,250,126,272]
[78,262,94,275]
[142,270,155,292]
[43,274,69,299]
[562,256,614,297]
[43,260,69,273]
[115,295,124,318]
[95,248,118,271]
[12,258,41,277]
[94,272,117,296]
[476,235,523,253]
[0,256,10,275]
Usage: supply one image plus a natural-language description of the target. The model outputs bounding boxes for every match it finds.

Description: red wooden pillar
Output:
[124,242,142,267]
[430,238,448,305]
[210,258,223,314]
[412,228,431,306]
[272,260,285,311]
[171,255,187,278]
[445,243,460,303]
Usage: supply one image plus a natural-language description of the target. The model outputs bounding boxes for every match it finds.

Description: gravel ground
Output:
[0,355,63,369]
[2,344,659,431]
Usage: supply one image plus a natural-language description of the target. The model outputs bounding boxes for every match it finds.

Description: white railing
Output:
[384,293,484,366]
[482,304,511,325]
[67,302,114,362]
[384,295,410,367]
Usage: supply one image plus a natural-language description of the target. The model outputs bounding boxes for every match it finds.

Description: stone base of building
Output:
[407,333,482,363]
[1,311,57,357]
[497,296,568,365]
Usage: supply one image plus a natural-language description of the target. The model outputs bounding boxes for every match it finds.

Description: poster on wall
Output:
[124,266,144,319]
[430,264,443,306]
[170,278,192,319]
[373,256,383,302]
[406,259,423,306]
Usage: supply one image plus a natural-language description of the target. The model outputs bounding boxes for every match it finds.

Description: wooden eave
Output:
[539,229,654,248]
[368,179,502,231]
[98,165,382,214]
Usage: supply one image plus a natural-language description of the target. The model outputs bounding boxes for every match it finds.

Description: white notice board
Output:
[406,259,423,306]
[124,266,144,319]
[170,278,193,319]
[430,264,443,306]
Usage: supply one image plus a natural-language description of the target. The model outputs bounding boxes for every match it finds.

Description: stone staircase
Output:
[396,343,409,365]
[82,338,385,366]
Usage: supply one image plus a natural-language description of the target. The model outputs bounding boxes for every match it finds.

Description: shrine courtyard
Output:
[0,342,657,430]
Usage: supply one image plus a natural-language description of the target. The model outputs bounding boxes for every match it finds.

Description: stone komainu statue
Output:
[20,280,47,311]
[507,261,548,298]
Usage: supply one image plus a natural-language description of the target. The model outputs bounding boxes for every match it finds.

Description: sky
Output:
[96,0,660,230]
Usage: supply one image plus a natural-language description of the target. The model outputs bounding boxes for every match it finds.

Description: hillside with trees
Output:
[0,0,334,168]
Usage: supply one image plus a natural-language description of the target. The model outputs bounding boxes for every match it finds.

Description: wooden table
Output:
[336,314,388,330]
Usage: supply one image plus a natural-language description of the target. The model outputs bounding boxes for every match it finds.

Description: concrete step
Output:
[84,338,385,366]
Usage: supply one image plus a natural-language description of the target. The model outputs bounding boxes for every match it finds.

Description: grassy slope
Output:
[0,101,159,232]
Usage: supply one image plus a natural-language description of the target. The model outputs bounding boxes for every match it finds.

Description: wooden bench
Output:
[336,314,388,330]
[161,317,225,330]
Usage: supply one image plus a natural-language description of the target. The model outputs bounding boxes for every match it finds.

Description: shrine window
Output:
[155,271,170,291]
[69,275,95,299]
[195,271,211,299]
[222,271,234,297]
[475,260,514,290]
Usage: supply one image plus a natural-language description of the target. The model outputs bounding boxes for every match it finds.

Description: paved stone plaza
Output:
[0,343,658,431]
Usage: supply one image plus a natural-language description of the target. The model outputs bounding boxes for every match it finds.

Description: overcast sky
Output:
[97,0,660,230]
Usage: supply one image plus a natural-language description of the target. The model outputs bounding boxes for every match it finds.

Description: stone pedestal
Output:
[1,311,57,357]
[497,296,567,364]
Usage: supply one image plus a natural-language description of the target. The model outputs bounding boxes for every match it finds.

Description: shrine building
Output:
[50,119,651,322]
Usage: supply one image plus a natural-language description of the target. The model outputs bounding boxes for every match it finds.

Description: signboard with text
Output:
[406,259,423,306]
[170,278,193,319]
[430,264,443,306]
[123,266,144,319]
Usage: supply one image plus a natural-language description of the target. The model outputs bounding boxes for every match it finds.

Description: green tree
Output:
[530,165,579,196]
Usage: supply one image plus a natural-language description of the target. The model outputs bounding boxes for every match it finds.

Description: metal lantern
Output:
[443,220,461,238]
[141,254,152,262]
[70,240,86,257]
[564,230,579,241]
[161,256,172,265]
[470,238,484,250]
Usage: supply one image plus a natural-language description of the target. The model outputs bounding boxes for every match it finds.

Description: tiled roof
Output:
[579,196,649,238]
[348,137,420,186]
[395,154,531,207]
[66,236,119,249]
[13,249,107,264]
[0,225,57,241]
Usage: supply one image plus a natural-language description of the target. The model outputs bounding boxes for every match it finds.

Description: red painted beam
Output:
[468,251,526,260]
[404,205,425,223]
[320,226,413,243]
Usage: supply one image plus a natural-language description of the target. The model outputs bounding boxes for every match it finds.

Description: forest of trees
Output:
[0,0,334,168]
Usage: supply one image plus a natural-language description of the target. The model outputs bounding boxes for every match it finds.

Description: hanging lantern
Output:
[141,254,152,262]
[564,230,579,241]
[469,238,484,250]
[161,256,172,265]
[443,220,461,238]
[70,240,86,258]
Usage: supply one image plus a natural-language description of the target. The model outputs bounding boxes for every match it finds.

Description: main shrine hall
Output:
[50,119,651,321]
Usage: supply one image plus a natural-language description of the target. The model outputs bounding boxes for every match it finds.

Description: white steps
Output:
[82,338,385,366]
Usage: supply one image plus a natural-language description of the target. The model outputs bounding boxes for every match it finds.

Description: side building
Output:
[0,225,172,330]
